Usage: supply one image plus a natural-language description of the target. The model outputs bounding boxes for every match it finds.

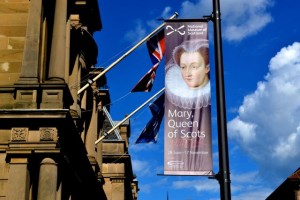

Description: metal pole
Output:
[77,12,178,95]
[95,87,165,145]
[212,0,231,199]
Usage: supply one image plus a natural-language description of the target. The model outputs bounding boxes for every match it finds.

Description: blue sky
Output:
[94,0,300,199]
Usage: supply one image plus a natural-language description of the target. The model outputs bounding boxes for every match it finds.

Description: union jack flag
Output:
[131,29,165,92]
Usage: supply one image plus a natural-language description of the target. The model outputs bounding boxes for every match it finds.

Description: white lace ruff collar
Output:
[165,65,211,109]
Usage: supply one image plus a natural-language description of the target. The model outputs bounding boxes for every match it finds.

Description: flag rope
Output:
[95,87,165,145]
[102,91,131,108]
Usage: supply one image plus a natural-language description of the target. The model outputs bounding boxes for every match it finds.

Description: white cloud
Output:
[125,8,173,42]
[180,0,211,18]
[161,6,172,19]
[228,42,300,183]
[231,171,259,184]
[124,20,147,43]
[221,0,273,41]
[132,159,151,176]
[146,7,173,30]
[231,188,273,200]
[228,117,257,143]
[230,171,273,200]
[171,171,272,199]
[0,62,9,72]
[273,124,300,162]
[172,179,219,192]
[139,184,151,193]
[179,0,273,41]
[131,157,164,178]
[124,0,273,44]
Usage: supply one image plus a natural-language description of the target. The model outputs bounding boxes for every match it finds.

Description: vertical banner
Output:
[164,20,212,175]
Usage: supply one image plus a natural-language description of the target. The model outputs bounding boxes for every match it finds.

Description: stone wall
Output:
[0,0,29,86]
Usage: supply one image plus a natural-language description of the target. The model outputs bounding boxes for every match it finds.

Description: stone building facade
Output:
[0,0,138,199]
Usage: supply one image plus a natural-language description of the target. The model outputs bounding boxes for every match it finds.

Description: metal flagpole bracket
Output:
[87,79,93,85]
[203,14,214,22]
[208,172,220,181]
[103,132,108,137]
[208,10,221,23]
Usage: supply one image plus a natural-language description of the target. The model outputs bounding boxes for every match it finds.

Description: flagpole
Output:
[212,0,231,199]
[95,87,165,145]
[77,12,178,95]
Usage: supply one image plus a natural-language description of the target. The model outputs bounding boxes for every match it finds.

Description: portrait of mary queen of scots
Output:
[164,32,213,175]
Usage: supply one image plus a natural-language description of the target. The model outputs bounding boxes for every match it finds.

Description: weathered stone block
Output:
[0,93,14,108]
[39,127,58,141]
[0,73,20,85]
[102,163,125,174]
[40,89,64,109]
[16,90,37,102]
[0,49,23,62]
[8,37,25,49]
[14,89,38,109]
[0,130,11,142]
[0,2,29,13]
[0,62,22,73]
[0,13,28,26]
[11,127,29,141]
[0,179,8,197]
[0,26,26,37]
[0,37,8,49]
[102,142,125,154]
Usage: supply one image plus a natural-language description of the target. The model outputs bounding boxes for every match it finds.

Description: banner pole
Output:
[95,87,165,145]
[212,0,231,199]
[77,12,178,95]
